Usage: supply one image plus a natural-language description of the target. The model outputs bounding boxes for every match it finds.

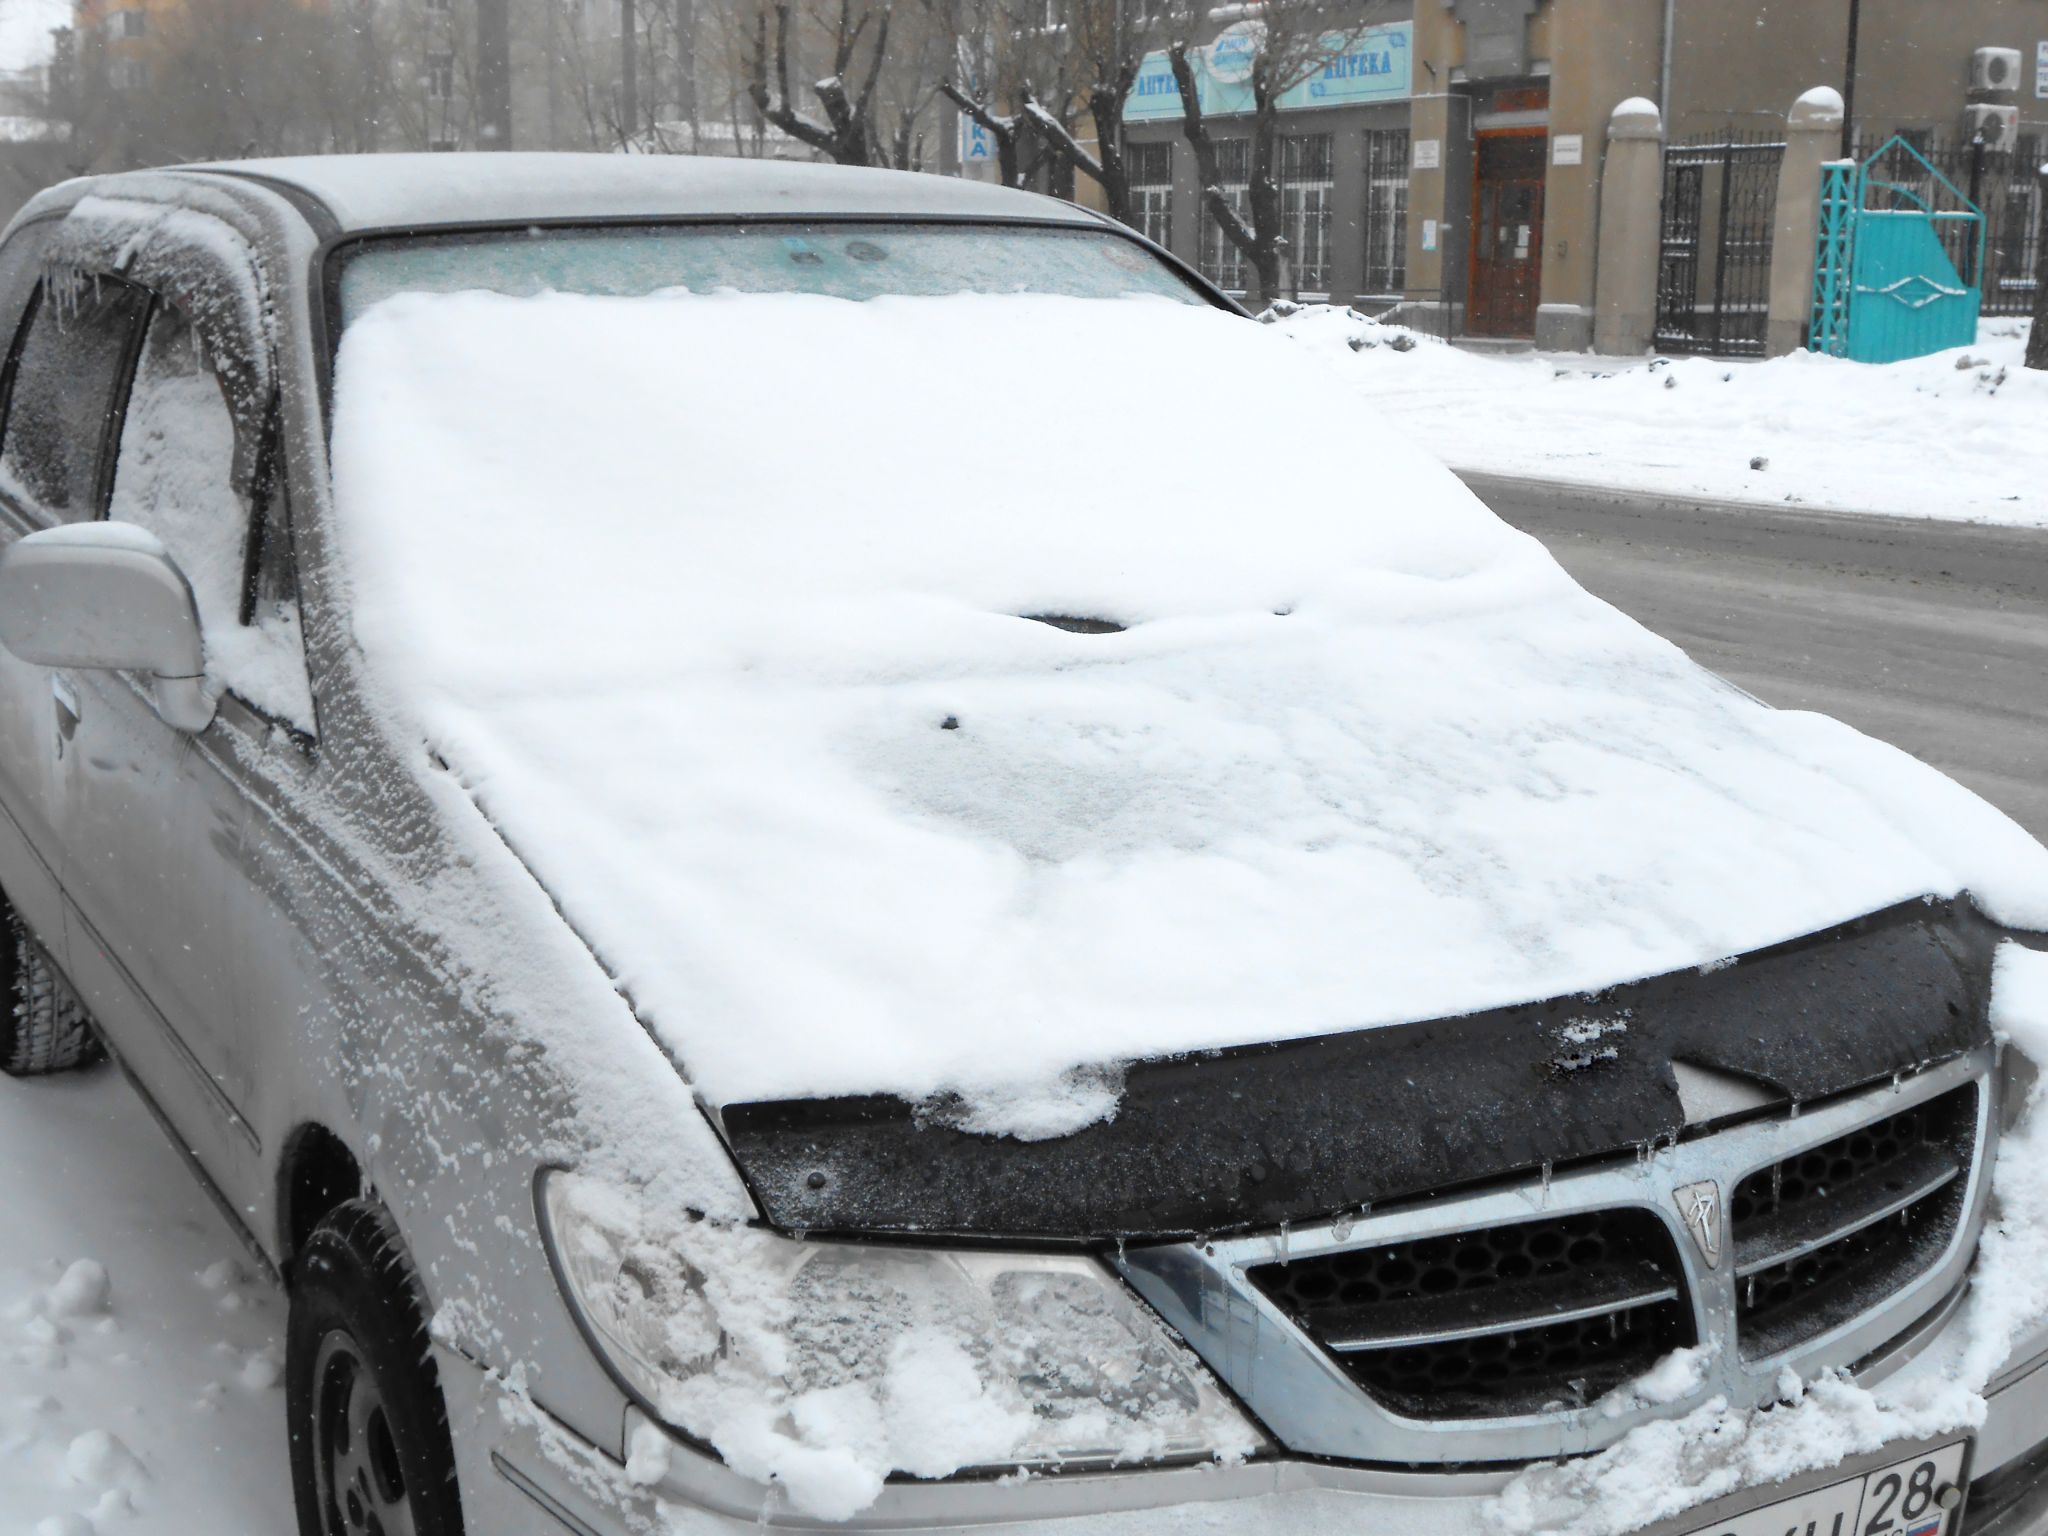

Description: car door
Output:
[0,248,151,967]
[52,281,316,1191]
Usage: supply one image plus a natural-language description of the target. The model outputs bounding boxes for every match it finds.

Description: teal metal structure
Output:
[1808,137,1983,363]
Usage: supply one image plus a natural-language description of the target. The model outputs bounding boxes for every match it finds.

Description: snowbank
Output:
[1269,306,2048,528]
[0,1072,289,1532]
[328,289,2048,1131]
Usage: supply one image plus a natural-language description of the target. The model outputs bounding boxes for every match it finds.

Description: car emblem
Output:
[1673,1179,1723,1267]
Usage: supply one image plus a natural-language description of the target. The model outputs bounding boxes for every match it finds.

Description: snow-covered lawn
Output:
[0,1067,290,1534]
[1269,309,2047,529]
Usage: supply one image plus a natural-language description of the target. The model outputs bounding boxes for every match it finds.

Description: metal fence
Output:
[1848,132,2041,318]
[1655,131,1786,357]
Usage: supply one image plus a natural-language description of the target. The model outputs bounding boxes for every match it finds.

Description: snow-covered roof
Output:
[180,153,1099,234]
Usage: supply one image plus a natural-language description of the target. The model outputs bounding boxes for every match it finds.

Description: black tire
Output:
[287,1201,466,1536]
[0,911,102,1077]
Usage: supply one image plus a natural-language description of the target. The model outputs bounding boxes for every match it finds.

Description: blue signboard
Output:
[1124,21,1412,121]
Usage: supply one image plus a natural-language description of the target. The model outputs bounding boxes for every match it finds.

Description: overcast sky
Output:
[0,0,69,76]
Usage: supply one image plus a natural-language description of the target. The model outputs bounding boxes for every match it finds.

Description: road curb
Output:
[1451,468,2048,547]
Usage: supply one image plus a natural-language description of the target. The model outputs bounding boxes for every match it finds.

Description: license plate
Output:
[1689,1442,1969,1536]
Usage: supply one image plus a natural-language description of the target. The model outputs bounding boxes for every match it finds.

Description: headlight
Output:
[538,1170,1266,1508]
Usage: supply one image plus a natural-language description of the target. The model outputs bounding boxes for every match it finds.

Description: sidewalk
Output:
[1271,308,2047,531]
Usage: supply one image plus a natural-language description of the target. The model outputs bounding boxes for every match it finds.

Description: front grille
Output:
[1249,1210,1694,1419]
[1731,1084,1978,1359]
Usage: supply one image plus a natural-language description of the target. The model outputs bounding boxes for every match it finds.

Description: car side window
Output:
[107,299,315,734]
[0,276,150,524]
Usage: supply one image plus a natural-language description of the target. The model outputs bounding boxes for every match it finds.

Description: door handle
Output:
[51,675,79,757]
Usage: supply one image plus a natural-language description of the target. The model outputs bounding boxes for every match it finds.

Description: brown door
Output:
[1468,132,1547,337]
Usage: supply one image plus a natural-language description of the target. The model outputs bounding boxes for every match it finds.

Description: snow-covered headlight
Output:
[538,1170,1266,1504]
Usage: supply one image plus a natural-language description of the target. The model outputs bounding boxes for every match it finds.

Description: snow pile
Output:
[0,1072,289,1532]
[329,289,2048,1130]
[1268,306,2048,528]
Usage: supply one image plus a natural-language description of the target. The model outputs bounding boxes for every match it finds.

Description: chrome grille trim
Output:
[1321,1269,1681,1352]
[1245,1209,1695,1417]
[1115,1047,1997,1467]
[1732,1143,1960,1278]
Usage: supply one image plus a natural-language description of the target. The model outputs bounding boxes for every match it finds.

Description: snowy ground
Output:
[1268,309,2048,529]
[0,1066,290,1534]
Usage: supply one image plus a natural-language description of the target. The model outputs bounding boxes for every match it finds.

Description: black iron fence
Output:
[1848,132,2042,318]
[1655,131,1786,357]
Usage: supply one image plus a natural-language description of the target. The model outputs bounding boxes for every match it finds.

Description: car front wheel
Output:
[0,910,101,1077]
[287,1201,465,1536]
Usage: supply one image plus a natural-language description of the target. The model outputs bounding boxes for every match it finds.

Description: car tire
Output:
[287,1201,466,1536]
[0,911,102,1077]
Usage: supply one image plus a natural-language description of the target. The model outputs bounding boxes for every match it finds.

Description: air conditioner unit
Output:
[1964,102,2020,151]
[1970,46,2022,95]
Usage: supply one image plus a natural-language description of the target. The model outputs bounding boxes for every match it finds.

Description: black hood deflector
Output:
[720,898,2002,1241]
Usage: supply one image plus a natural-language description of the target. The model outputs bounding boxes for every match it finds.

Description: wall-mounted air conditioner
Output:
[1970,46,2023,95]
[1964,102,2020,151]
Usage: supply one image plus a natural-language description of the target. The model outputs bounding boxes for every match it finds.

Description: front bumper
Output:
[447,1320,2048,1536]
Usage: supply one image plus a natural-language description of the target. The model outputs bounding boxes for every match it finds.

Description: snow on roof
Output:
[327,288,2048,1129]
[185,153,1096,234]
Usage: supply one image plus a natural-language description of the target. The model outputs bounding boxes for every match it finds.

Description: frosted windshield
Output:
[335,223,1205,324]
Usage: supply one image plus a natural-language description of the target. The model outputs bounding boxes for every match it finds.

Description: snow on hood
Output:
[328,291,2048,1125]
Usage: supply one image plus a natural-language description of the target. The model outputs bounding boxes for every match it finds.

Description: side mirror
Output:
[0,522,216,733]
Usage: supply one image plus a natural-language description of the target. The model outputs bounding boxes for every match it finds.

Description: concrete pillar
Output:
[1591,97,1664,356]
[1764,87,1846,358]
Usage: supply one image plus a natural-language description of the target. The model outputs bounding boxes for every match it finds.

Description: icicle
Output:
[1115,1234,1127,1267]
[1540,1160,1554,1207]
[1277,1220,1292,1265]
[1772,1161,1784,1210]
[1330,1212,1355,1244]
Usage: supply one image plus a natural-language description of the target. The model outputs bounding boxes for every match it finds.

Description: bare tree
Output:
[1018,0,1157,224]
[746,0,895,165]
[1166,0,1384,305]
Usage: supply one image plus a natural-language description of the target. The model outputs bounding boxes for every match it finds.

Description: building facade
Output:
[1123,0,2048,347]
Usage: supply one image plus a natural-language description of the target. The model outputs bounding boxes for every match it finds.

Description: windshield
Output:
[334,222,1209,327]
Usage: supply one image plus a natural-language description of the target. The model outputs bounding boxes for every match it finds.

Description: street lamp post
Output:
[1841,0,1862,157]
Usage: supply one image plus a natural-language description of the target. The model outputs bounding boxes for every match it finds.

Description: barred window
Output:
[426,50,456,99]
[1199,139,1252,294]
[1129,141,1174,250]
[1363,128,1409,295]
[1279,133,1333,297]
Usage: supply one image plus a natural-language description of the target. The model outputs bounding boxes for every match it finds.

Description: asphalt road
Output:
[1460,472,2048,843]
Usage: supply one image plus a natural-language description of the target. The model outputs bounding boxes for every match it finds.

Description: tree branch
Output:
[941,78,1023,184]
[852,1,892,124]
[1020,90,1101,182]
[1168,40,1254,255]
[746,6,838,154]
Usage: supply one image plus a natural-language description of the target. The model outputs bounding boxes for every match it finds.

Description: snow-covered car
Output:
[0,155,2046,1536]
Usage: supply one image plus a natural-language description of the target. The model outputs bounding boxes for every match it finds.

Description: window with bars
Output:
[1362,128,1409,295]
[1279,134,1334,296]
[1199,139,1252,294]
[1128,141,1174,250]
[426,50,455,99]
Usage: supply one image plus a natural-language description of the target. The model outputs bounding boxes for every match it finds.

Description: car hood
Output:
[328,287,2048,1216]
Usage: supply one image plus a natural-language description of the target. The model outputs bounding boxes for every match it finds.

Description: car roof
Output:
[177,153,1105,235]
